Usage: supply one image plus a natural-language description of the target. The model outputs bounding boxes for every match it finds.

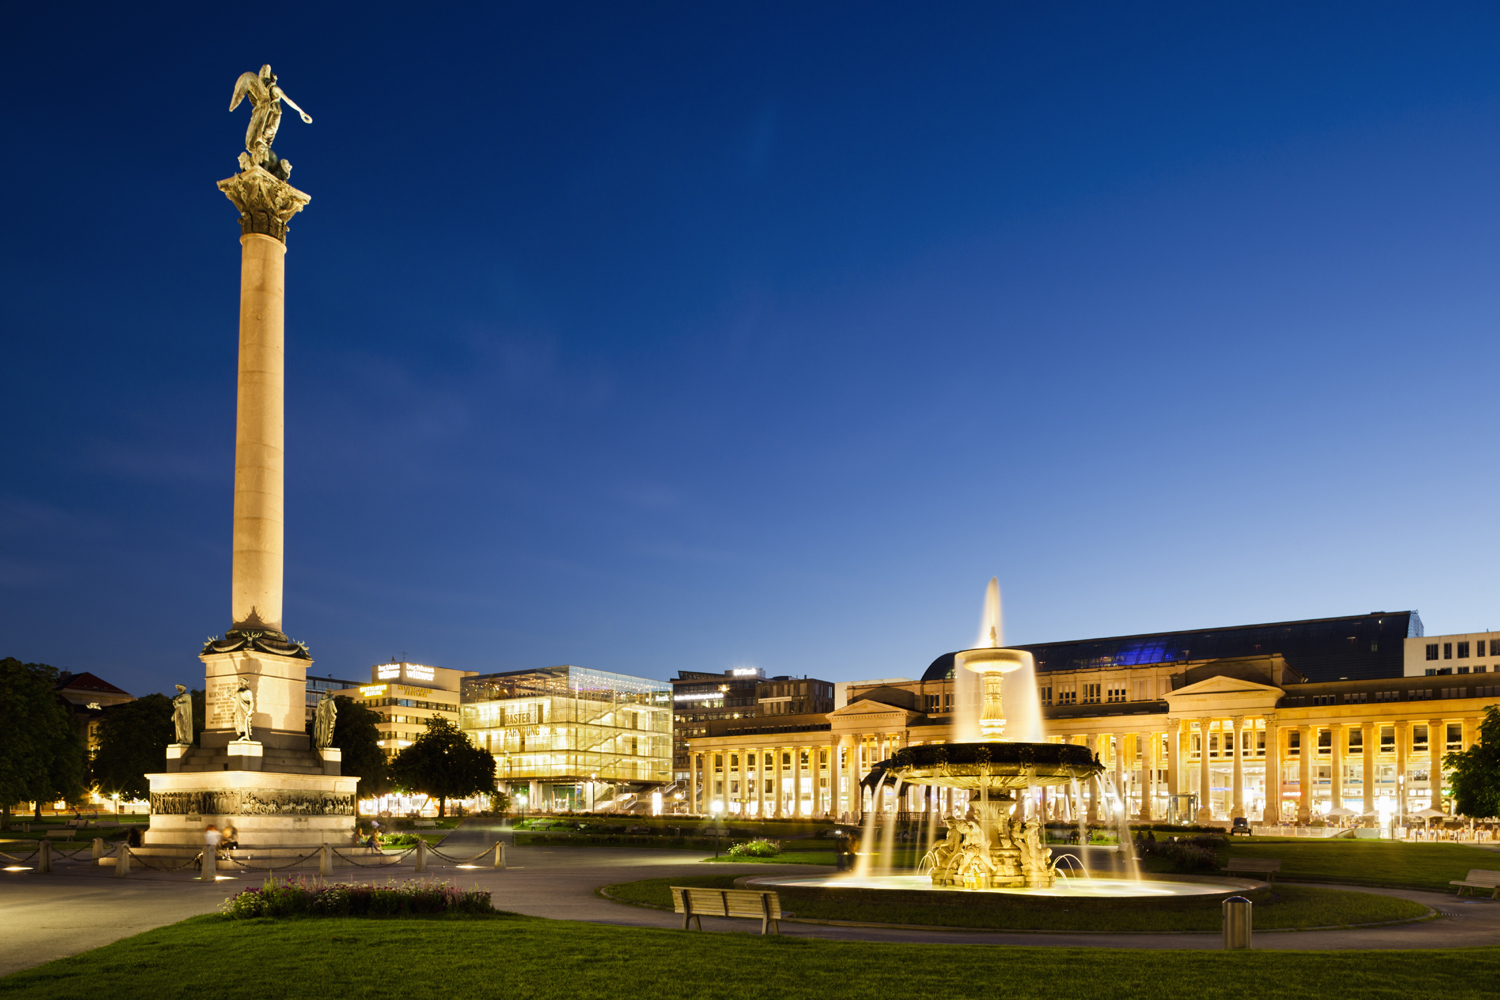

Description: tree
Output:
[90,693,174,803]
[0,657,87,828]
[320,696,390,813]
[390,717,495,817]
[1445,705,1500,819]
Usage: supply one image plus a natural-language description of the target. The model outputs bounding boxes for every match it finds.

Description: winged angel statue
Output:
[230,65,312,180]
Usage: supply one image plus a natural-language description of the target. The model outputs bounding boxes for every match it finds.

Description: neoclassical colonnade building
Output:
[683,611,1500,823]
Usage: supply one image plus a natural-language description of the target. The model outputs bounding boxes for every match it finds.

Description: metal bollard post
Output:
[92,837,105,860]
[319,843,332,878]
[415,838,427,873]
[114,843,130,878]
[202,848,216,882]
[39,839,52,874]
[1222,895,1252,950]
[493,842,506,869]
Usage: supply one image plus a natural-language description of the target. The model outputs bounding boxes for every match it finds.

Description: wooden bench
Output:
[670,886,782,935]
[1450,869,1500,899]
[1223,858,1281,881]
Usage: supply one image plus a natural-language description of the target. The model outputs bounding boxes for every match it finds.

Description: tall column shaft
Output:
[689,753,698,815]
[1197,721,1213,823]
[1231,717,1245,820]
[792,746,803,818]
[231,232,288,631]
[1362,722,1375,819]
[1429,719,1444,814]
[1331,724,1344,814]
[1264,719,1279,824]
[1298,725,1312,823]
[1395,721,1408,822]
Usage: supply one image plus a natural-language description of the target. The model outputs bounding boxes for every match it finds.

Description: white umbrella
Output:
[1414,808,1445,819]
[1326,806,1356,817]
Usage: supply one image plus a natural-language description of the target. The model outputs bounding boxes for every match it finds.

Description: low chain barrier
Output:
[428,842,502,864]
[0,847,40,863]
[124,850,202,872]
[222,850,320,872]
[332,846,416,868]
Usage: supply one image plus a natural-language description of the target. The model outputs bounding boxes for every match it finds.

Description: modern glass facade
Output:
[461,666,672,786]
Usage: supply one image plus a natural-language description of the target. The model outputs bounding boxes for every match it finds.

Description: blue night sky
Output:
[5,4,1500,699]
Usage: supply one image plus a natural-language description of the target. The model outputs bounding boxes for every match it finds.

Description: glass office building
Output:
[460,666,672,811]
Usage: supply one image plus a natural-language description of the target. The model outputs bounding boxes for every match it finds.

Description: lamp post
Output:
[517,793,527,826]
[711,800,724,857]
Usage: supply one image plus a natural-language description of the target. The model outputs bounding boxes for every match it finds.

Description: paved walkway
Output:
[3,826,1498,977]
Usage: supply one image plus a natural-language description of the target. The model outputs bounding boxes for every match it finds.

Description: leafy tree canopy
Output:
[390,717,494,817]
[324,695,391,808]
[1445,705,1500,820]
[0,658,87,826]
[90,692,174,802]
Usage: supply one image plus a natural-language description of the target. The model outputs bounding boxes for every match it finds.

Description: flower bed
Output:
[222,876,492,919]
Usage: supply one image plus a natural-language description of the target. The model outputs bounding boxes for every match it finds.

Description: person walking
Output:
[204,824,223,859]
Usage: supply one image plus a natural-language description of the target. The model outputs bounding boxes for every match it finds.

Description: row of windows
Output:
[1426,665,1490,676]
[1426,640,1493,660]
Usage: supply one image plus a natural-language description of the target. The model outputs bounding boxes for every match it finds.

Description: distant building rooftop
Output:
[920,611,1423,685]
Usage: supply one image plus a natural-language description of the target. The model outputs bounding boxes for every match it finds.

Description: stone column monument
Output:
[143,67,356,859]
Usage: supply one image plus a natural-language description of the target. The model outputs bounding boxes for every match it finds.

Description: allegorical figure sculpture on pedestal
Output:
[313,691,338,749]
[171,685,194,745]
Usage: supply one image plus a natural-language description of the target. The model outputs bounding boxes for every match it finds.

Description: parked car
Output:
[1229,817,1251,836]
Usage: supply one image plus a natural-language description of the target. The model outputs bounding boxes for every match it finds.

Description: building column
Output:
[1263,718,1279,824]
[1331,724,1343,815]
[1113,732,1127,821]
[1092,734,1104,821]
[755,747,765,818]
[1197,721,1213,823]
[1463,717,1480,752]
[1361,722,1375,820]
[1231,717,1245,821]
[828,740,840,817]
[772,747,783,818]
[1297,726,1312,823]
[1296,726,1311,823]
[1395,720,1409,823]
[1166,719,1180,820]
[1139,730,1157,821]
[851,734,865,819]
[792,744,803,818]
[1430,718,1445,815]
[689,753,698,815]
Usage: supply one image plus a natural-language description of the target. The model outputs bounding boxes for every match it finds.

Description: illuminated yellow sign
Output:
[360,685,387,698]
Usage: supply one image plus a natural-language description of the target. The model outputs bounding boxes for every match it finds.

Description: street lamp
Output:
[710,800,725,857]
[517,793,528,826]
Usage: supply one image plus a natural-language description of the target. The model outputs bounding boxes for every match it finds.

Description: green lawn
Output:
[602,874,1427,932]
[3,914,1497,1000]
[704,851,837,865]
[1229,839,1500,891]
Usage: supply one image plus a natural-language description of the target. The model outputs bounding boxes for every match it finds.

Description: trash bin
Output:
[1222,895,1252,950]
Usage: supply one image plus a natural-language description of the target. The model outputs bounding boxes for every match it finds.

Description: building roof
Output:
[54,671,132,700]
[920,611,1422,684]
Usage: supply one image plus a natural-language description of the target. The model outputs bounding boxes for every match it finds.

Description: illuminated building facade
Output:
[332,661,474,755]
[684,611,1499,825]
[671,668,834,778]
[461,665,672,812]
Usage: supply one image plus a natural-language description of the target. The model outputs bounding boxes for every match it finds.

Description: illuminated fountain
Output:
[869,606,1102,889]
[750,579,1240,900]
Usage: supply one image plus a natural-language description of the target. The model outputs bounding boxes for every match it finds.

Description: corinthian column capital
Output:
[218,165,311,242]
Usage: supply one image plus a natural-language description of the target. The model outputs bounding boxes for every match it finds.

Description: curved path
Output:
[3,826,1497,977]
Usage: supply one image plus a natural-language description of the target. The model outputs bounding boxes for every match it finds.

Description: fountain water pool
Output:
[745,873,1234,898]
